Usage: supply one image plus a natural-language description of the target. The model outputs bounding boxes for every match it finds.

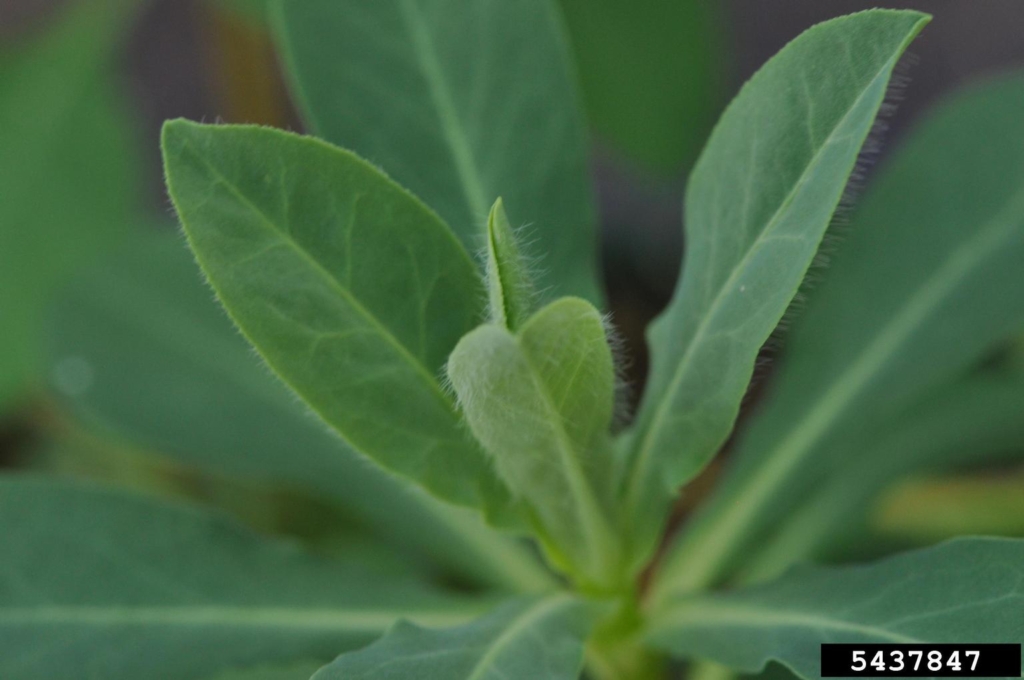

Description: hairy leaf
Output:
[649,538,1024,679]
[0,477,489,679]
[314,596,595,680]
[485,198,535,330]
[271,0,601,303]
[46,233,552,591]
[447,298,620,589]
[161,120,519,524]
[618,10,929,570]
[657,72,1024,597]
[0,0,140,407]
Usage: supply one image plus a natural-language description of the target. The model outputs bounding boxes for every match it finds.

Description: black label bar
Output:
[821,644,1022,677]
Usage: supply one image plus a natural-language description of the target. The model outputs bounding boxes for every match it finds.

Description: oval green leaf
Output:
[161,120,518,525]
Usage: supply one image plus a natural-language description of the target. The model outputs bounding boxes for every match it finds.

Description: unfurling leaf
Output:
[486,197,535,330]
[447,298,621,590]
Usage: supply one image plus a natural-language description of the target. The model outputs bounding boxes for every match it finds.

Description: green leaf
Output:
[486,198,535,331]
[742,374,1024,582]
[648,538,1024,680]
[617,10,929,570]
[161,120,520,525]
[873,472,1024,541]
[556,0,725,173]
[656,71,1024,597]
[0,477,489,679]
[314,595,595,680]
[0,0,141,407]
[46,233,553,592]
[447,298,620,589]
[209,662,325,680]
[271,0,602,304]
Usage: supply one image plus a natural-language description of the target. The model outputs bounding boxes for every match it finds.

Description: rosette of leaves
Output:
[5,3,1024,679]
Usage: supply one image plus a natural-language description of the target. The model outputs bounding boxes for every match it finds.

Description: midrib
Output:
[1,605,475,631]
[398,0,490,223]
[655,602,920,644]
[660,185,1024,596]
[466,596,573,680]
[623,57,900,517]
[183,141,455,411]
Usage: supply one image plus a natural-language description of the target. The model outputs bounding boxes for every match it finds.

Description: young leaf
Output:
[0,477,490,679]
[161,120,519,525]
[656,72,1024,597]
[618,10,930,570]
[648,538,1024,680]
[314,596,596,680]
[46,234,553,592]
[486,198,535,330]
[447,298,621,589]
[0,0,141,407]
[271,0,602,304]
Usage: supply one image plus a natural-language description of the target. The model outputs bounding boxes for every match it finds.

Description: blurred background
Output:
[2,0,1024,563]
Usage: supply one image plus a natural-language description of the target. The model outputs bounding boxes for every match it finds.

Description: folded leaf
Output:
[447,298,620,589]
[486,198,535,330]
[657,72,1024,597]
[648,538,1024,680]
[0,0,140,407]
[618,10,929,570]
[0,477,489,679]
[314,596,595,680]
[162,120,519,525]
[46,233,553,592]
[271,0,602,303]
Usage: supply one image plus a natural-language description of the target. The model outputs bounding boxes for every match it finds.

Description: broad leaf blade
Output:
[743,374,1024,582]
[447,298,620,588]
[0,477,488,679]
[161,121,517,524]
[657,72,1024,596]
[648,538,1024,680]
[46,234,552,592]
[314,596,595,680]
[209,662,325,680]
[557,0,725,173]
[271,0,602,303]
[619,10,929,569]
[0,0,141,407]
